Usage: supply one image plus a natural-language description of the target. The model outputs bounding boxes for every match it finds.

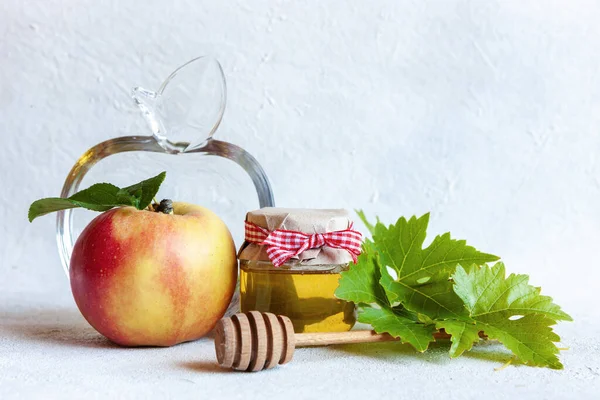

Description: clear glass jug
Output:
[55,56,275,281]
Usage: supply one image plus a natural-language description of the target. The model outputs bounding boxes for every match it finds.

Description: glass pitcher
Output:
[55,56,275,300]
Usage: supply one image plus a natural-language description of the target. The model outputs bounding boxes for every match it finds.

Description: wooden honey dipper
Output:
[214,311,453,372]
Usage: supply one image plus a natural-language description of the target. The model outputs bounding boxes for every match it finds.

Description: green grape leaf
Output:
[453,263,572,322]
[28,172,167,222]
[334,240,388,306]
[372,214,499,319]
[437,263,572,369]
[434,320,481,357]
[336,212,571,369]
[358,305,436,352]
[335,235,438,351]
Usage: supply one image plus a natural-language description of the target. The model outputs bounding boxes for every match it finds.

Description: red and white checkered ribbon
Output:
[244,221,363,267]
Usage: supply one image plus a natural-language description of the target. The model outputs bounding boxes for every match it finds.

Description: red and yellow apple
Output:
[69,202,237,347]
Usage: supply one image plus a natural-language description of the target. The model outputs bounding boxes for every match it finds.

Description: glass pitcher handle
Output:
[55,135,275,276]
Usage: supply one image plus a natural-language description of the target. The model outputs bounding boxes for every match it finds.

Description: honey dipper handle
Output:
[295,330,398,347]
[294,330,452,347]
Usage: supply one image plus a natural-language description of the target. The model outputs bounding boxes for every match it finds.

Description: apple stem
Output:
[148,197,159,212]
[152,199,174,214]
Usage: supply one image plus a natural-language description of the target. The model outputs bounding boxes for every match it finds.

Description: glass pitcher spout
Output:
[132,56,227,153]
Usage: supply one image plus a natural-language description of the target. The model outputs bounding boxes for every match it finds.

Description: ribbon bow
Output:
[244,221,363,267]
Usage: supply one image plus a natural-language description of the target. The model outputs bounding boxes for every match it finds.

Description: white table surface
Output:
[1,287,598,400]
[3,0,600,398]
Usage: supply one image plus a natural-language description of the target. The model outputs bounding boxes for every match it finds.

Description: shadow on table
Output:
[0,306,119,349]
[328,339,451,365]
[0,305,217,352]
[460,340,524,367]
[177,361,234,374]
[329,337,518,368]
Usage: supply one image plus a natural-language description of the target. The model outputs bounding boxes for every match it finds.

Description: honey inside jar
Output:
[240,261,356,333]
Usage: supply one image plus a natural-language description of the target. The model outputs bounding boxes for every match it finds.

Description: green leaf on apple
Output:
[118,171,167,210]
[28,171,166,222]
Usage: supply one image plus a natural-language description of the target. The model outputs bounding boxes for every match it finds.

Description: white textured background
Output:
[1,1,599,399]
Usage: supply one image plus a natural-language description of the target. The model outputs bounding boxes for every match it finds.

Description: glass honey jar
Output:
[238,208,362,333]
